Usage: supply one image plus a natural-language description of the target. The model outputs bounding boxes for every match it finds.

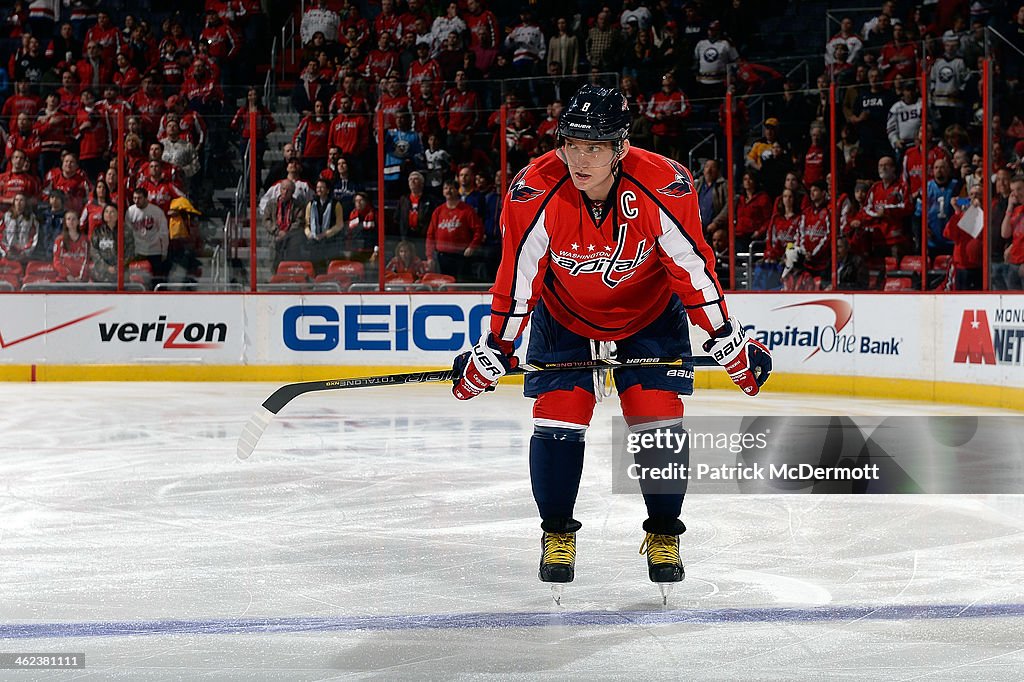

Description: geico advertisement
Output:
[256,294,525,364]
[940,295,1024,388]
[720,294,926,379]
[0,295,243,363]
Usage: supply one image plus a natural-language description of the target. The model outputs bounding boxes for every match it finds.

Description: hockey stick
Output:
[236,355,717,460]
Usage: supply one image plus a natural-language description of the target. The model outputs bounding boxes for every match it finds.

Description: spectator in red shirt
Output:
[802,124,828,187]
[327,94,370,178]
[230,87,277,170]
[74,43,114,94]
[438,70,479,150]
[293,100,332,173]
[5,112,42,172]
[112,53,141,94]
[406,41,443,99]
[426,178,483,280]
[2,81,41,132]
[0,150,42,213]
[386,239,429,279]
[722,171,773,253]
[344,191,377,262]
[376,74,411,135]
[943,184,984,290]
[865,155,913,258]
[52,211,90,283]
[85,11,121,63]
[75,89,112,182]
[644,71,690,160]
[44,152,92,216]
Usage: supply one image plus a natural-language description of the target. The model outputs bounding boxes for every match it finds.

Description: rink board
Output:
[0,292,1021,409]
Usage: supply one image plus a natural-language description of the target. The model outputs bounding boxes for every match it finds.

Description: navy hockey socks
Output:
[530,425,585,531]
[631,421,688,534]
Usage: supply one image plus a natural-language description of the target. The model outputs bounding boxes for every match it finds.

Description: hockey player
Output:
[450,85,772,600]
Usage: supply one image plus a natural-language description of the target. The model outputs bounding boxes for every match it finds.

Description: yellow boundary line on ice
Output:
[0,365,1020,411]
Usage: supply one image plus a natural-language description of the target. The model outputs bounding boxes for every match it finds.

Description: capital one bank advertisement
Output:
[701,294,928,380]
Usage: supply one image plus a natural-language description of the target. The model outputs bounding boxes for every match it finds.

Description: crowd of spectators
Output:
[2,1,1023,291]
[0,1,270,287]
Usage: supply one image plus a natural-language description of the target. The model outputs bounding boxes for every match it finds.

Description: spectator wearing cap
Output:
[746,118,781,172]
[693,20,738,101]
[930,31,970,131]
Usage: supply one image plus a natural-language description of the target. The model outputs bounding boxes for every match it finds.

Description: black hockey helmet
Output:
[557,84,632,144]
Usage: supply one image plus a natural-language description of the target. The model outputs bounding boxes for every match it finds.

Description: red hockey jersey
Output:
[490,147,727,344]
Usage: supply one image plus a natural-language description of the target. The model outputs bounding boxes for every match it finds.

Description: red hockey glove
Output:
[703,317,772,396]
[452,334,519,400]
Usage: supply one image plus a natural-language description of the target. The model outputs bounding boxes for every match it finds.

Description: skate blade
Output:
[657,583,674,605]
[551,584,565,605]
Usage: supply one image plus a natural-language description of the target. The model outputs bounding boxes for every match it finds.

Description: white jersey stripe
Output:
[502,210,550,343]
[656,208,726,331]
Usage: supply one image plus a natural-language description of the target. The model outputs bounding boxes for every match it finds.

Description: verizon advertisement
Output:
[0,295,244,363]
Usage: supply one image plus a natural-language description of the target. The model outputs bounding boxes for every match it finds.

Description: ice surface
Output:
[0,381,1022,680]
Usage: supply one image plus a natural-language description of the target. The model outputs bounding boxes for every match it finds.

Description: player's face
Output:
[560,137,626,195]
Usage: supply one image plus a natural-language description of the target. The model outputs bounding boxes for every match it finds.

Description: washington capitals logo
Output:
[509,165,544,203]
[657,160,694,198]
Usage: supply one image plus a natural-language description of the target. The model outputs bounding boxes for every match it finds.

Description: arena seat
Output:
[419,273,456,288]
[25,262,60,282]
[883,277,914,291]
[314,273,353,289]
[277,261,315,278]
[270,272,309,284]
[328,260,365,280]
